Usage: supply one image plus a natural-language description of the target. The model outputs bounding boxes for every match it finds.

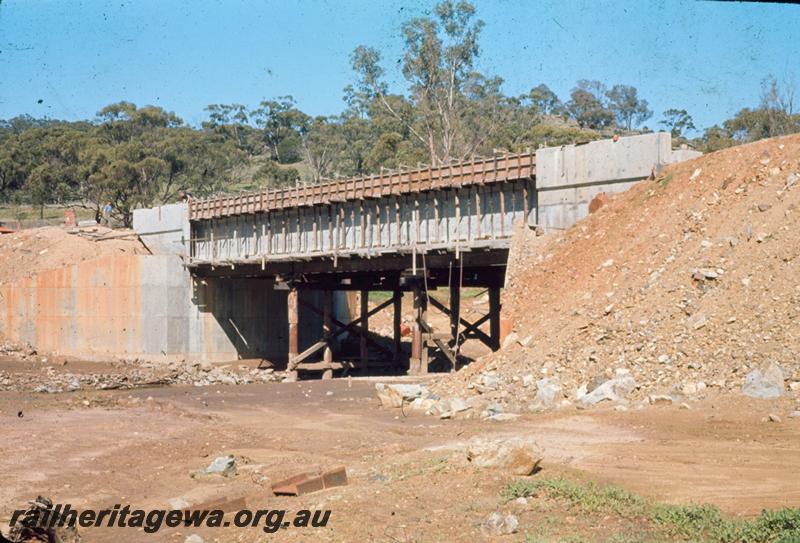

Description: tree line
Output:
[1,0,798,226]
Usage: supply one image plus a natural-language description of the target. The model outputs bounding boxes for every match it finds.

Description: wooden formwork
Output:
[188,151,535,220]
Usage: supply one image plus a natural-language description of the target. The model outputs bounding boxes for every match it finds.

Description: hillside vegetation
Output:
[1,1,798,226]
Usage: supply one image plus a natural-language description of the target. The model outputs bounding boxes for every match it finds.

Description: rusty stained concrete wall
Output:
[0,254,322,362]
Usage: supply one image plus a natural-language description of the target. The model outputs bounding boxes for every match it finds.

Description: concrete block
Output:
[537,179,640,230]
[669,149,703,163]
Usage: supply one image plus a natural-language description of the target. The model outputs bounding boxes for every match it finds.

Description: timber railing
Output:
[188,150,535,220]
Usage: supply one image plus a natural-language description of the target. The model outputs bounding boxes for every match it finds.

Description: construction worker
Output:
[102,201,113,226]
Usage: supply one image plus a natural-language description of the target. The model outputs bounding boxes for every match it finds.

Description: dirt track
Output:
[1,365,798,542]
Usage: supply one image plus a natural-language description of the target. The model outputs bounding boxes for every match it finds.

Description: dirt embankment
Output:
[0,226,148,284]
[437,135,800,407]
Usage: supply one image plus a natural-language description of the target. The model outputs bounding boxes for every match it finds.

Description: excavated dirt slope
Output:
[437,135,800,406]
[0,226,148,284]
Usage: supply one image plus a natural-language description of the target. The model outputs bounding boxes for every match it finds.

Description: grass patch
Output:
[654,504,800,543]
[658,173,674,189]
[386,456,449,482]
[368,290,395,303]
[368,287,486,304]
[504,477,800,543]
[0,203,95,223]
[503,478,648,518]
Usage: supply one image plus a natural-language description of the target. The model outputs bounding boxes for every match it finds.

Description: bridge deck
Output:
[187,151,536,270]
[189,179,533,269]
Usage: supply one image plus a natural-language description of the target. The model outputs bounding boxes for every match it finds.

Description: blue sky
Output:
[1,0,798,134]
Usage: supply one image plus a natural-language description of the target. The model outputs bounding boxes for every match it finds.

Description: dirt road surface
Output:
[1,363,798,542]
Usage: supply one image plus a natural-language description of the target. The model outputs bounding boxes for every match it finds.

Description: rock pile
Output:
[0,339,38,359]
[0,353,283,394]
[432,135,800,411]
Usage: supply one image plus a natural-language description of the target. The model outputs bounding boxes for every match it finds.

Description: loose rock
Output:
[466,436,543,475]
[375,383,429,408]
[480,512,519,536]
[198,455,236,477]
[742,362,785,399]
[649,394,673,405]
[578,370,637,407]
[533,377,562,409]
[168,497,190,510]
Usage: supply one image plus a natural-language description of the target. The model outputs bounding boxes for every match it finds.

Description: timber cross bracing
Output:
[187,151,535,265]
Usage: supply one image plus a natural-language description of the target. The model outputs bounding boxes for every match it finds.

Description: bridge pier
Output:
[392,290,402,369]
[289,283,401,378]
[489,286,501,351]
[322,290,334,379]
[449,284,460,372]
[409,285,428,375]
[359,289,369,375]
[287,287,299,381]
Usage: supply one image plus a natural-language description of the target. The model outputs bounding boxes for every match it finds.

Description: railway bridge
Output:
[174,132,698,377]
[188,151,534,376]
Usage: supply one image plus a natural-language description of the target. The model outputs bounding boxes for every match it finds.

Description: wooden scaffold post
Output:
[392,289,402,370]
[489,286,501,351]
[359,289,369,374]
[322,290,333,379]
[287,287,299,380]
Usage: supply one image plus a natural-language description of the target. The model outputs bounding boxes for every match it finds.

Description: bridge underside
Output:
[190,247,507,286]
[190,247,508,377]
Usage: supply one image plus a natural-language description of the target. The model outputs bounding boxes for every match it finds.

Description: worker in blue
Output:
[102,201,113,226]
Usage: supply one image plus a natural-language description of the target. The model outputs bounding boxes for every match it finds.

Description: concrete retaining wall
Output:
[0,254,322,362]
[535,132,701,229]
[132,203,189,256]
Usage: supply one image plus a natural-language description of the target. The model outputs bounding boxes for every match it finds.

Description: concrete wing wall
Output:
[535,132,701,230]
[0,253,321,363]
[133,203,190,256]
[1,255,144,357]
